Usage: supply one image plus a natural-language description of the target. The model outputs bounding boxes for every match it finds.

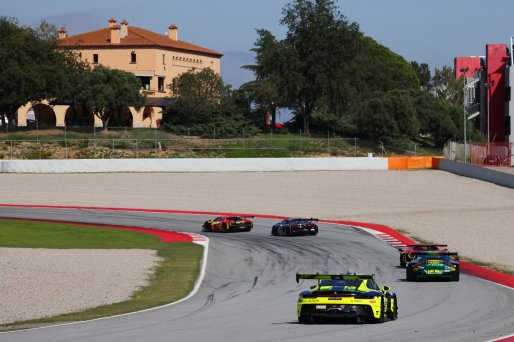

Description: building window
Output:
[93,54,98,64]
[131,51,137,64]
[158,77,165,92]
[163,54,166,65]
[138,76,151,90]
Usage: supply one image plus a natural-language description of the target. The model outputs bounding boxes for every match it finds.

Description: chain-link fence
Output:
[0,126,435,160]
[444,141,514,166]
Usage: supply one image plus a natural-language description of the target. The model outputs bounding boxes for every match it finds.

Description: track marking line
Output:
[0,219,210,334]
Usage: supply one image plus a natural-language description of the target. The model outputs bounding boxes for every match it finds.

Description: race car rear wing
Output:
[410,252,459,259]
[296,273,374,283]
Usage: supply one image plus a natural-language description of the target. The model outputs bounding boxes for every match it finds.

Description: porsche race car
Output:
[399,244,448,267]
[296,273,398,324]
[406,251,459,281]
[271,218,318,236]
[202,216,253,233]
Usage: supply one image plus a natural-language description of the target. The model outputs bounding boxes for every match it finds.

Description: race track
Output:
[1,207,513,342]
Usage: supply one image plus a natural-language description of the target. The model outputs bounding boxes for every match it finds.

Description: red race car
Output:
[202,216,254,233]
[398,244,448,267]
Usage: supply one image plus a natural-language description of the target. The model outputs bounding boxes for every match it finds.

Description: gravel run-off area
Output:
[0,170,513,324]
[0,248,160,325]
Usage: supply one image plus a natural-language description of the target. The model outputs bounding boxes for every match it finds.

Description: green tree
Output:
[72,65,144,128]
[168,68,223,125]
[247,0,361,134]
[410,61,432,91]
[432,65,463,105]
[415,92,461,147]
[355,90,419,141]
[0,17,79,125]
[163,68,257,137]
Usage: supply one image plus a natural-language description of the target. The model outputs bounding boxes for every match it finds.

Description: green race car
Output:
[406,252,460,281]
[296,273,398,324]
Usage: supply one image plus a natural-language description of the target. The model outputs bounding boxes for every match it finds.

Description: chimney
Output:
[120,20,128,39]
[168,24,178,40]
[108,18,117,28]
[110,25,120,44]
[58,27,67,39]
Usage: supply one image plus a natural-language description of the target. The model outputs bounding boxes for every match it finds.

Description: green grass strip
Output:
[0,219,203,327]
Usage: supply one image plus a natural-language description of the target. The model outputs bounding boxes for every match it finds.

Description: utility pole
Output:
[460,67,469,162]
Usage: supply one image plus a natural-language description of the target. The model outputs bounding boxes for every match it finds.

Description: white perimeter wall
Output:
[0,158,388,173]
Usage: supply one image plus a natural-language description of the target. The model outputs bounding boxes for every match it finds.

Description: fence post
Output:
[354,137,357,157]
[300,129,302,150]
[414,143,417,156]
[93,126,96,159]
[243,128,245,150]
[327,131,330,152]
[154,128,157,157]
[64,125,68,159]
[135,140,138,158]
[111,139,114,159]
[10,140,13,159]
[39,141,42,160]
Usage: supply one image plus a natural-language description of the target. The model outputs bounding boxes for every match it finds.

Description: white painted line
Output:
[1,233,210,334]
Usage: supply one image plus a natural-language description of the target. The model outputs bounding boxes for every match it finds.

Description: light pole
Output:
[484,80,493,163]
[484,81,493,144]
[460,67,469,162]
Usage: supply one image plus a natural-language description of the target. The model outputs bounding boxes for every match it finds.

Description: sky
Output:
[2,0,514,89]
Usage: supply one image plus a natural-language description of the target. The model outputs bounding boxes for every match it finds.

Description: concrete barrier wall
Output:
[0,157,389,173]
[439,159,514,189]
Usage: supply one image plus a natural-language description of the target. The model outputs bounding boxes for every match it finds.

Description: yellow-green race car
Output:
[296,273,398,324]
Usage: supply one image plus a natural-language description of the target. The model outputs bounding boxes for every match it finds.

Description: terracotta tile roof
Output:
[58,26,223,57]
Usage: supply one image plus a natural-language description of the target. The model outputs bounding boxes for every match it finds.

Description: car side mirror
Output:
[310,285,316,290]
[382,285,391,292]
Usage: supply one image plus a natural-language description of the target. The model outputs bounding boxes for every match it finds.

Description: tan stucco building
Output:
[16,18,222,128]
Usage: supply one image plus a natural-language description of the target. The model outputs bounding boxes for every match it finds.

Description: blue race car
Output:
[271,218,318,236]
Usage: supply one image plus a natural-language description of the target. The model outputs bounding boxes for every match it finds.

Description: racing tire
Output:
[298,307,314,324]
[452,270,460,282]
[387,296,398,321]
[310,227,318,236]
[222,222,230,233]
[406,268,415,282]
[400,255,406,267]
[286,227,292,236]
[372,298,385,323]
[202,224,211,232]
[298,315,312,324]
[271,226,278,236]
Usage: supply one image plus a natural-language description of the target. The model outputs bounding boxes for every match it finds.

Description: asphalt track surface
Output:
[1,207,513,342]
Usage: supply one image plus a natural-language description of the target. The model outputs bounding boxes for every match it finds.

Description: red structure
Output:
[454,57,481,78]
[486,44,508,143]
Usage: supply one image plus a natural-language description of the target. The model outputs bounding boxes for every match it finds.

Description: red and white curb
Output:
[352,227,406,250]
[1,224,210,333]
[185,232,209,245]
[483,334,514,342]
